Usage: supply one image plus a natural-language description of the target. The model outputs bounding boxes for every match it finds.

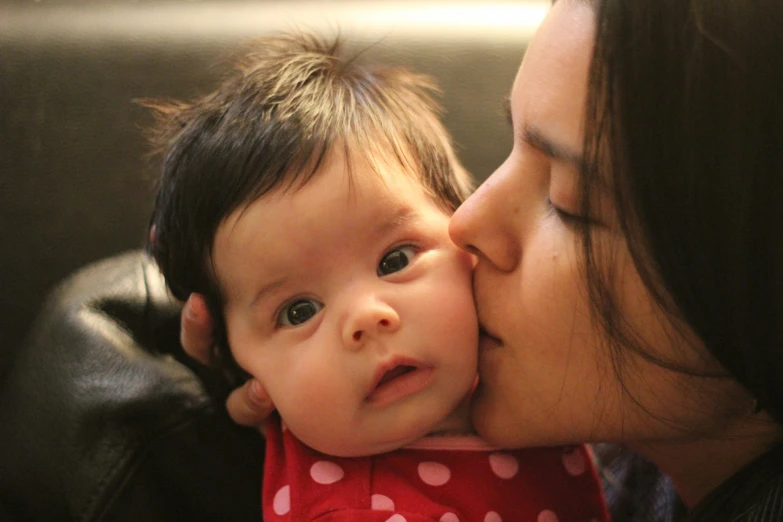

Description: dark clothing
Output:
[688,444,783,522]
[594,444,684,522]
[595,442,783,522]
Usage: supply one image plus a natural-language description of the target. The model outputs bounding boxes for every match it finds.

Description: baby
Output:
[148,33,608,522]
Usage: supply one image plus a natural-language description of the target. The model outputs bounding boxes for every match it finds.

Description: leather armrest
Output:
[0,251,264,522]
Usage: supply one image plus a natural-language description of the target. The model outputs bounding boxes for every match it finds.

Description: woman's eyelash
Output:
[546,196,588,224]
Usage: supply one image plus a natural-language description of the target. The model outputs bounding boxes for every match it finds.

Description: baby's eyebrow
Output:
[250,277,288,309]
[375,207,420,236]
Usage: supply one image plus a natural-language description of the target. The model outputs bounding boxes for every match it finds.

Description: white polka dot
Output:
[371,494,395,511]
[273,485,290,515]
[561,447,587,476]
[484,511,502,522]
[310,460,344,484]
[440,513,460,522]
[385,515,407,522]
[537,509,559,522]
[488,452,519,479]
[418,461,451,486]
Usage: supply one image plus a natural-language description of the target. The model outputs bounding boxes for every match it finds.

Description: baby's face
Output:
[213,152,478,457]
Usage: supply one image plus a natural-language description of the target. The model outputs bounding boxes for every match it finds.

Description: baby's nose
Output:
[343,298,400,348]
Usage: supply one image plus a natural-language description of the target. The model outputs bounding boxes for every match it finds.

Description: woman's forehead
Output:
[510,1,594,160]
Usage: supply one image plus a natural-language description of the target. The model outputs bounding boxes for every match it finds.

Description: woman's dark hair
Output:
[145,33,471,376]
[581,0,783,422]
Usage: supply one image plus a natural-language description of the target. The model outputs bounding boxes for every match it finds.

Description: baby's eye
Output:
[378,246,417,276]
[277,298,324,327]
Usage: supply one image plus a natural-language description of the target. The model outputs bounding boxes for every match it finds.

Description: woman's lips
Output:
[367,363,434,407]
[479,325,502,349]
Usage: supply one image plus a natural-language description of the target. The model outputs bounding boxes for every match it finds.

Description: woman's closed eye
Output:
[277,298,324,327]
[546,196,591,226]
[377,245,418,276]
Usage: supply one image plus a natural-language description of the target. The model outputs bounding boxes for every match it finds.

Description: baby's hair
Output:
[146,32,472,373]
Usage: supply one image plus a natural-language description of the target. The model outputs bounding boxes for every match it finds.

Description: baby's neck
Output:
[427,395,475,437]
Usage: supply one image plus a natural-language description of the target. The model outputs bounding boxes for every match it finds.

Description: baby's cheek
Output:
[273,371,346,442]
[274,376,325,419]
[446,257,479,333]
[429,260,479,374]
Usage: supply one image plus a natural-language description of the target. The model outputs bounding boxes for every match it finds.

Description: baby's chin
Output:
[302,430,425,458]
[282,390,474,457]
[287,418,433,457]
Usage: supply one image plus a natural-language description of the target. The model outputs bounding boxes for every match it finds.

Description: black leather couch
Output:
[0,2,540,520]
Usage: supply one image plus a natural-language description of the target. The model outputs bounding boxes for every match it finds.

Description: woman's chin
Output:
[469,385,514,446]
[470,388,562,448]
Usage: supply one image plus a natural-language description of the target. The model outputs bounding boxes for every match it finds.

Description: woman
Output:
[179,0,783,520]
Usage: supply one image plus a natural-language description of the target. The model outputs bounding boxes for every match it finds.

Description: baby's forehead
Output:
[222,147,443,233]
[247,144,450,213]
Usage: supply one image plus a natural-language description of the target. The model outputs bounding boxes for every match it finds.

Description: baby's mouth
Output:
[375,365,417,388]
[367,362,434,406]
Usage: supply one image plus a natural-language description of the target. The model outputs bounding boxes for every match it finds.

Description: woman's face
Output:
[449,0,747,450]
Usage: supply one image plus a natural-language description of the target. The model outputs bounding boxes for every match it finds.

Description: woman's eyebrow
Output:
[502,95,584,169]
[521,124,584,169]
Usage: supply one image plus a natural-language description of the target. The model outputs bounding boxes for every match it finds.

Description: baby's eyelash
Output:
[274,297,324,328]
[377,244,419,277]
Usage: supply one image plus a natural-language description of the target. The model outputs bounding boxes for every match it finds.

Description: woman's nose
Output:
[343,296,400,349]
[449,168,522,273]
